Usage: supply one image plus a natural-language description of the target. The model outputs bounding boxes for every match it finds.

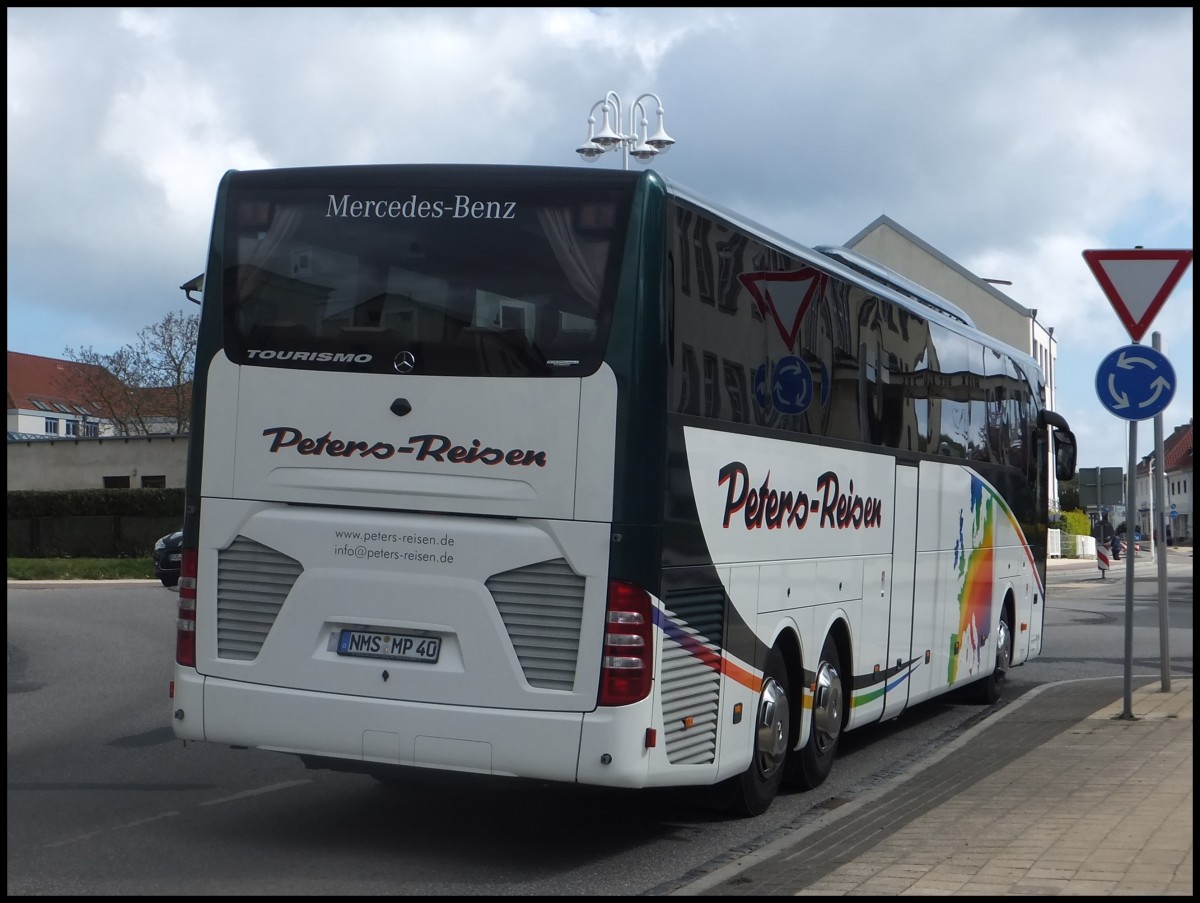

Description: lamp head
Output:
[645,111,675,152]
[576,142,606,162]
[629,141,659,163]
[590,104,622,149]
[645,129,674,152]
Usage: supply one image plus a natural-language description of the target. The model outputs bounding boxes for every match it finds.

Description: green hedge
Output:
[7,488,185,517]
[1058,509,1093,537]
[6,489,186,558]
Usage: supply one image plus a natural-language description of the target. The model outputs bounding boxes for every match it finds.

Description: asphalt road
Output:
[6,551,1192,895]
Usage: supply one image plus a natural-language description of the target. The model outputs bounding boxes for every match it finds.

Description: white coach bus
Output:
[170,164,1076,816]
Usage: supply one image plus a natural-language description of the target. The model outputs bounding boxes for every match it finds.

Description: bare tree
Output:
[63,310,199,436]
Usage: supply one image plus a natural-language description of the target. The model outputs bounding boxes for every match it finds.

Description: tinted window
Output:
[667,200,1040,470]
[221,181,633,376]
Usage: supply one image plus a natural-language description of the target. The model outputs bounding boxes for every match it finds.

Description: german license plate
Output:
[337,629,441,663]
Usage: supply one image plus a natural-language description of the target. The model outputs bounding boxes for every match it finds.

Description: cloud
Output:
[6,7,1193,471]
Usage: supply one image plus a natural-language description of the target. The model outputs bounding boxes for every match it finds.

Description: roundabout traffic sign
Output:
[1095,344,1176,421]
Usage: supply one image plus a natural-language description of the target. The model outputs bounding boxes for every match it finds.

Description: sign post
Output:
[1084,247,1192,716]
[1151,333,1172,691]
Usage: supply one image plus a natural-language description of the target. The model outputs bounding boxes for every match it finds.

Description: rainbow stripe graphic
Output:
[950,475,996,683]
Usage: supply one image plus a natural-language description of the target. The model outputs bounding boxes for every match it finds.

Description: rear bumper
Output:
[171,668,590,783]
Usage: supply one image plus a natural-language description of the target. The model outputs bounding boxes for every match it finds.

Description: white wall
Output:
[1136,462,1193,542]
[7,435,189,490]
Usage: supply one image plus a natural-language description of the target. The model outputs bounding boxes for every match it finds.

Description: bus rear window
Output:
[220,183,631,376]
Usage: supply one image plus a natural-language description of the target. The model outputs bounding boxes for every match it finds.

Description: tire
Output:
[966,606,1012,705]
[725,647,790,817]
[160,576,178,588]
[786,634,844,790]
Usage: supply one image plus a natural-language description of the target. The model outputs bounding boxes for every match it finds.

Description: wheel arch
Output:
[826,617,853,686]
[772,615,853,753]
[1001,587,1016,664]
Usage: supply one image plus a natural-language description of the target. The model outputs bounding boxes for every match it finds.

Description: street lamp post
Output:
[576,91,675,169]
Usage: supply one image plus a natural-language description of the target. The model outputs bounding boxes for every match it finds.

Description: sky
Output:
[6,7,1193,471]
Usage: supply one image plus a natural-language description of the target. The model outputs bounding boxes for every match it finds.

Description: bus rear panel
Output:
[173,166,670,787]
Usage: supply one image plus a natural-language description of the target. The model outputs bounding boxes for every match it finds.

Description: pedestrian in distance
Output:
[1111,533,1122,561]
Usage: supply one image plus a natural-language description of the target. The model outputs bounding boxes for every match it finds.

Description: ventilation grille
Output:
[216,536,303,660]
[661,589,725,764]
[486,558,585,691]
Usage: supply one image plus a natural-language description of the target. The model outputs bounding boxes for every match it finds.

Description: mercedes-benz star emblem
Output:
[394,350,416,374]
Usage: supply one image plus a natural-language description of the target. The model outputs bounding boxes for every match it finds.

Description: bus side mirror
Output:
[1054,430,1077,482]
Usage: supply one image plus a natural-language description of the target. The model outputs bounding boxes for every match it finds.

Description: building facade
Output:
[6,352,111,439]
[7,350,190,490]
[1133,420,1193,543]
[7,350,187,441]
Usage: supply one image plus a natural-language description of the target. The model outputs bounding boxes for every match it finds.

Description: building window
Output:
[140,475,167,489]
[44,418,59,434]
[82,422,99,438]
[65,420,79,437]
[103,476,131,489]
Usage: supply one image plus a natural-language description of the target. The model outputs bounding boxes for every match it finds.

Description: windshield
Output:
[221,175,633,376]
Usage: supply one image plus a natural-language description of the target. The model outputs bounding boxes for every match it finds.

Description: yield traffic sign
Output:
[1082,249,1192,342]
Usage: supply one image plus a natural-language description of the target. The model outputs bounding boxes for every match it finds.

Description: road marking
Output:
[198,779,312,806]
[38,780,312,849]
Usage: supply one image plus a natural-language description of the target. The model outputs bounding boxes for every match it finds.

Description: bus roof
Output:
[810,245,977,329]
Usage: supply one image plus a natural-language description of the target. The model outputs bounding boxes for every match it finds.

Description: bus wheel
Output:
[967,607,1012,705]
[788,634,844,790]
[727,647,790,817]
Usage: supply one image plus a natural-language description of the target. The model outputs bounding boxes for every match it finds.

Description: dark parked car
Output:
[153,530,183,587]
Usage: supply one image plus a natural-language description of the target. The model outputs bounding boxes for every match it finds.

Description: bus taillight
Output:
[175,548,198,667]
[598,580,653,706]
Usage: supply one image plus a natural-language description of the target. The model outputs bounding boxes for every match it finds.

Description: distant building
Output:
[7,350,188,440]
[6,351,112,439]
[7,351,190,490]
[1133,420,1194,543]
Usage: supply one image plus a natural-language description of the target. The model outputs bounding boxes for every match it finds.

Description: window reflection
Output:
[667,200,1043,477]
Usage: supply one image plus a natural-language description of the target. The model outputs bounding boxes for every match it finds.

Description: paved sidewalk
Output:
[670,677,1192,896]
[1045,543,1193,580]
